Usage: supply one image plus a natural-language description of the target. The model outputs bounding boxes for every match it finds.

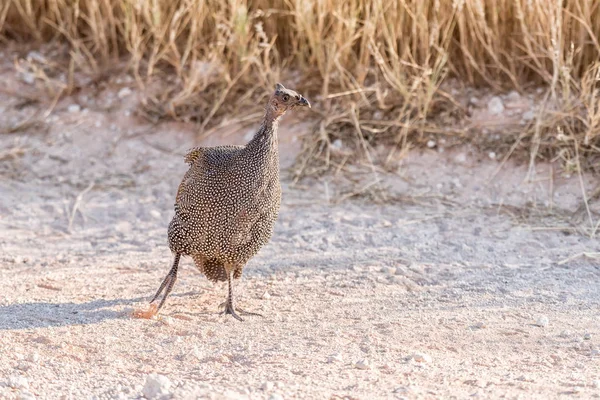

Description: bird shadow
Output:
[0,291,200,330]
[0,296,145,330]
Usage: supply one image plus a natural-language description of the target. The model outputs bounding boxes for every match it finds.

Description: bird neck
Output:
[246,111,280,155]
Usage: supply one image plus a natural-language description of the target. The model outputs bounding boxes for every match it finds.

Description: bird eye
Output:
[282,94,290,102]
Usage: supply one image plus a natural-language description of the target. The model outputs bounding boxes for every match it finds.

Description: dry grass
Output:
[1,0,600,177]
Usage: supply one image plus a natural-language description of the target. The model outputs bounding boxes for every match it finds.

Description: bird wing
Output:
[183,145,244,166]
[174,145,245,228]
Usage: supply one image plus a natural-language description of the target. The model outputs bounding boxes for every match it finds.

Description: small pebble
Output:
[18,392,36,400]
[522,110,535,121]
[455,153,467,163]
[262,291,271,299]
[331,139,343,150]
[150,210,161,219]
[8,375,29,390]
[19,72,35,85]
[506,90,520,101]
[488,152,496,160]
[27,51,46,63]
[473,321,486,329]
[16,362,30,371]
[118,87,132,98]
[380,219,392,227]
[593,380,600,389]
[67,104,81,113]
[354,359,370,370]
[269,394,284,400]
[487,96,504,115]
[583,333,592,340]
[260,381,274,391]
[559,330,571,338]
[469,97,479,106]
[534,315,549,327]
[327,353,343,363]
[142,374,171,399]
[427,140,436,148]
[410,352,432,363]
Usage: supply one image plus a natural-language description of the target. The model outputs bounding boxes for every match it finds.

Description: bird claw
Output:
[218,302,263,321]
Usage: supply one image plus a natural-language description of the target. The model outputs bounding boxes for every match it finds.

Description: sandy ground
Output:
[1,56,600,400]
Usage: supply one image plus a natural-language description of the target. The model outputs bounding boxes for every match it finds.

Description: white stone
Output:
[455,153,467,163]
[67,104,81,113]
[506,90,520,101]
[394,266,406,276]
[262,291,271,299]
[8,375,29,390]
[559,330,571,338]
[354,359,370,370]
[488,152,496,160]
[584,333,592,340]
[331,139,343,150]
[150,210,161,219]
[327,353,343,363]
[27,51,46,63]
[535,315,549,327]
[20,72,35,85]
[261,381,274,391]
[487,96,504,115]
[410,352,432,363]
[16,362,30,371]
[522,110,535,121]
[118,87,132,98]
[18,392,36,400]
[427,140,436,148]
[269,394,284,400]
[142,374,171,399]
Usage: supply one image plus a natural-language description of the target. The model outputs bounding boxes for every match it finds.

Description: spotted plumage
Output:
[150,83,311,320]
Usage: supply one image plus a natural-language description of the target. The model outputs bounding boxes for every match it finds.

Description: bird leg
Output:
[150,253,181,313]
[220,271,263,321]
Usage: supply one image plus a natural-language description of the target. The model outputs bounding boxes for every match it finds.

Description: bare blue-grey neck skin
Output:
[248,83,311,149]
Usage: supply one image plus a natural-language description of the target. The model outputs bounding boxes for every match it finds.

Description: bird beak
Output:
[299,96,311,108]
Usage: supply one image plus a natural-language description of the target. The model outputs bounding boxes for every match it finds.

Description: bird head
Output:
[268,83,311,119]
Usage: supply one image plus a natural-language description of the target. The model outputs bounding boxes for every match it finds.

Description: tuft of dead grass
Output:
[1,0,599,178]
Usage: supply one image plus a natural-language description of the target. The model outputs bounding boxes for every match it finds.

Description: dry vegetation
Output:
[1,0,599,176]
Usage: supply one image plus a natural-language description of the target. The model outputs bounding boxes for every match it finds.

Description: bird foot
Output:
[218,302,263,321]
